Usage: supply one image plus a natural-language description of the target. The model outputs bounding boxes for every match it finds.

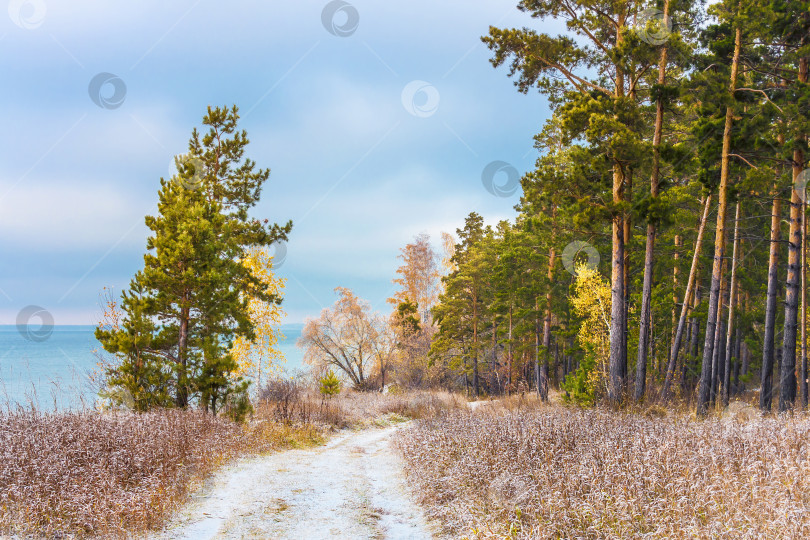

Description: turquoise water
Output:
[275,324,307,374]
[0,324,305,410]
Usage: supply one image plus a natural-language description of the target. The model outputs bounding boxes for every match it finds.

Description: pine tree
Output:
[97,106,291,412]
[95,283,172,411]
[484,0,668,403]
[432,213,490,396]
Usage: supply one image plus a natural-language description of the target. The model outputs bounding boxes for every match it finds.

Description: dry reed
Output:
[396,404,810,539]
[0,408,320,538]
[0,387,461,538]
[258,378,465,428]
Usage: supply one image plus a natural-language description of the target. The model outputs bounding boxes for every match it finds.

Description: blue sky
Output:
[0,0,553,325]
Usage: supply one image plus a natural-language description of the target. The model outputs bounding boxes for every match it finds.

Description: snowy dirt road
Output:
[151,423,436,540]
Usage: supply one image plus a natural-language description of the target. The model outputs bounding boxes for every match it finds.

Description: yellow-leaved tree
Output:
[230,246,286,389]
[565,263,611,405]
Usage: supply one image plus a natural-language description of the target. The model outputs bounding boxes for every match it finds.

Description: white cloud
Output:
[0,0,547,325]
[0,180,150,251]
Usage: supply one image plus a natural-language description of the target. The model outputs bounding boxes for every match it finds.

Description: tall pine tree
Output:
[97,106,292,412]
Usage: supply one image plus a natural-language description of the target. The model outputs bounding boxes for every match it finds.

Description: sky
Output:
[0,0,555,326]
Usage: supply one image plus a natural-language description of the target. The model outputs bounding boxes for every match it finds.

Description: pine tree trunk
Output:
[671,235,682,357]
[697,25,741,417]
[742,291,750,387]
[634,207,654,400]
[535,297,543,399]
[176,305,190,408]
[650,318,658,376]
[609,163,626,404]
[683,286,703,394]
[691,290,703,370]
[661,196,711,399]
[554,340,560,385]
[682,310,694,388]
[715,320,727,402]
[732,327,742,394]
[761,187,783,411]
[541,247,555,400]
[608,24,627,405]
[722,201,741,406]
[636,0,670,403]
[473,290,480,397]
[698,237,725,414]
[623,170,632,383]
[794,57,808,409]
[802,195,808,408]
[776,344,783,399]
[473,354,479,397]
[508,307,514,391]
[779,147,804,412]
[710,256,728,405]
[741,330,750,383]
[492,320,498,391]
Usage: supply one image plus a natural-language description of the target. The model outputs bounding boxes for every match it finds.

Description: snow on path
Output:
[151,423,435,540]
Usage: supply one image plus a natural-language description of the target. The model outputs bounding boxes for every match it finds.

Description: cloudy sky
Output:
[0,0,554,325]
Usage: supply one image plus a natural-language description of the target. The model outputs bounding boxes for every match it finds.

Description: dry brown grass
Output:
[0,408,322,538]
[0,388,462,538]
[328,388,466,426]
[258,378,466,428]
[396,404,810,539]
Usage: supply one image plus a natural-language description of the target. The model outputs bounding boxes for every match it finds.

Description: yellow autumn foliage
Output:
[230,246,286,384]
[570,263,611,395]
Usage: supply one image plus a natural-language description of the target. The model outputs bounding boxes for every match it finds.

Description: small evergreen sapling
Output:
[319,370,341,398]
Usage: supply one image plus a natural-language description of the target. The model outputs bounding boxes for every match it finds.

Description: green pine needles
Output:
[96,105,292,415]
[319,370,342,398]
